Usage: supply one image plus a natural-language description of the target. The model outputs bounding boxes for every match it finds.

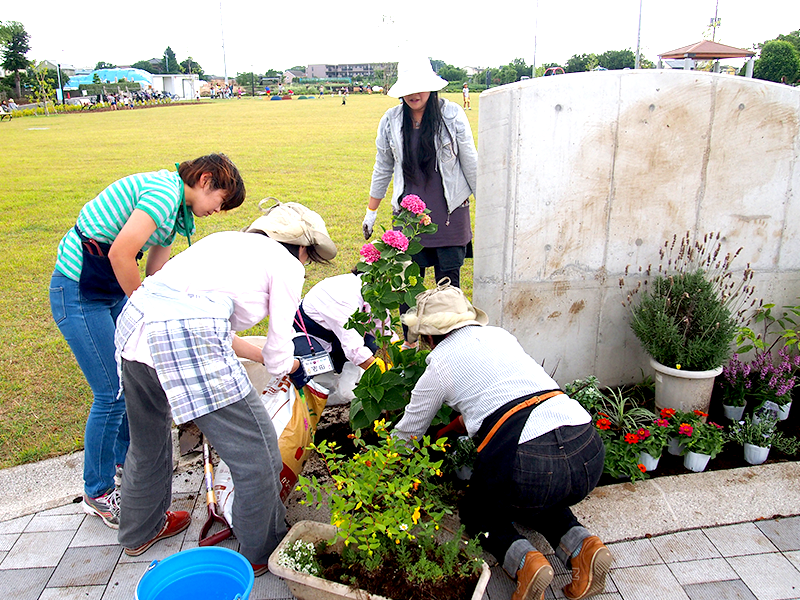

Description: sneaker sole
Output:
[566,547,613,600]
[519,564,554,600]
[82,500,119,530]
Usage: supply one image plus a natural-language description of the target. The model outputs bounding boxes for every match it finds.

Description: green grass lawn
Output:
[0,92,480,468]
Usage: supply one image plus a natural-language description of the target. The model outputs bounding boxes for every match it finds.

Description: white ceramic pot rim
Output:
[650,358,723,379]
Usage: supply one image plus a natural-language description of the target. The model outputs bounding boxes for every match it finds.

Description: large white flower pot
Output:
[683,451,711,473]
[651,358,722,416]
[743,443,770,465]
[268,520,491,600]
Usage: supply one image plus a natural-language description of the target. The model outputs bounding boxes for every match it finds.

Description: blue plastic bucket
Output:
[135,546,254,600]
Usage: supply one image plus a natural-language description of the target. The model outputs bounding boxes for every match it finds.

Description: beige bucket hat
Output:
[401,278,488,343]
[388,55,448,99]
[246,199,337,261]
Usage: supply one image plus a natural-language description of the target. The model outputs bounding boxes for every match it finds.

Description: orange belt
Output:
[476,391,565,453]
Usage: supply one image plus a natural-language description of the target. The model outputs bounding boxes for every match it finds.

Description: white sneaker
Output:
[82,488,120,529]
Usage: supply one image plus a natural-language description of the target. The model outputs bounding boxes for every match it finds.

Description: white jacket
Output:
[369,98,478,214]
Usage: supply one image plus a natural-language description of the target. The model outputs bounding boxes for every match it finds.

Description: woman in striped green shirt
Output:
[49,154,245,529]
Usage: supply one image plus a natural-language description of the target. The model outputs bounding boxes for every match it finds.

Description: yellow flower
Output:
[676,364,682,369]
[412,506,421,525]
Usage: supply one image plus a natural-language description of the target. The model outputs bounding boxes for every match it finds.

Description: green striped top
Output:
[55,170,195,282]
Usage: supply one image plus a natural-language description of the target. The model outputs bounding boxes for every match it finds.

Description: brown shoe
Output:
[511,551,554,600]
[563,536,613,599]
[251,563,268,577]
[124,511,192,556]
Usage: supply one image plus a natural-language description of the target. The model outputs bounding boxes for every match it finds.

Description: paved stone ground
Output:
[1,459,800,600]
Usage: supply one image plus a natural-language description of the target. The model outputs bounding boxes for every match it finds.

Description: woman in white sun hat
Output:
[114,200,336,573]
[363,55,478,299]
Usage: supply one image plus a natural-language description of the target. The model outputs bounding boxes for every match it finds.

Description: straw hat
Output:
[246,199,337,261]
[402,279,488,342]
[388,55,448,99]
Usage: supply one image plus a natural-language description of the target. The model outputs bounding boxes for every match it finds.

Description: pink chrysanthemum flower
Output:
[381,230,409,252]
[400,194,426,215]
[360,243,381,264]
[678,423,694,437]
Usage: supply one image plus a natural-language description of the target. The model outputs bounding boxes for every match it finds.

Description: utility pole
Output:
[635,0,643,69]
[221,1,228,85]
[710,0,720,42]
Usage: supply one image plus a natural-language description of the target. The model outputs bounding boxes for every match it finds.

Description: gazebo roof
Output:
[659,40,755,60]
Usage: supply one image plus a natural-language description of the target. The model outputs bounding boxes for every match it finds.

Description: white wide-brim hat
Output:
[388,55,448,99]
[246,199,337,261]
[401,278,488,343]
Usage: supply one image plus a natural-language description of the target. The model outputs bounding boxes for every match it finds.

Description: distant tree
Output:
[596,49,636,70]
[180,57,205,80]
[131,59,156,74]
[775,30,800,55]
[639,55,655,69]
[236,72,255,87]
[438,63,467,81]
[162,47,178,74]
[754,39,800,83]
[509,57,533,79]
[0,21,31,98]
[30,62,57,112]
[565,53,597,73]
[498,64,518,84]
[288,65,305,73]
[264,69,281,78]
[95,61,116,70]
[429,58,445,73]
[535,63,563,77]
[92,73,101,84]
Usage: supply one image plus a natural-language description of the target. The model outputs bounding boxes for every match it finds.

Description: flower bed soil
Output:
[316,549,481,600]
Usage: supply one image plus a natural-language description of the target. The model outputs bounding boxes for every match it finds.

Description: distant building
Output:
[306,63,396,80]
[283,69,306,84]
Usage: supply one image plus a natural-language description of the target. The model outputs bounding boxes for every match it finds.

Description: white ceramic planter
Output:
[683,451,711,473]
[722,404,746,422]
[743,443,770,465]
[268,520,491,600]
[639,451,660,472]
[651,358,722,415]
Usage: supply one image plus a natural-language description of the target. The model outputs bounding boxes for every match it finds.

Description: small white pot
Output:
[743,443,770,465]
[722,404,746,421]
[638,451,660,472]
[683,451,711,473]
[667,437,683,455]
[778,400,792,421]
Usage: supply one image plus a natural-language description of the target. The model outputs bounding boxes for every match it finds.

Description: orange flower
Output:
[638,464,647,473]
[596,418,611,430]
[625,433,640,444]
[660,408,676,418]
[693,410,709,418]
[365,460,372,467]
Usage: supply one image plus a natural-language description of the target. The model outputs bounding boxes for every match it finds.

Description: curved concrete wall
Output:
[474,70,800,386]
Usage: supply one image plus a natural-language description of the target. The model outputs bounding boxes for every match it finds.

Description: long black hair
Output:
[401,92,445,185]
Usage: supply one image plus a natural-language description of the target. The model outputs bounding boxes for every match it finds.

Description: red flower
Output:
[654,418,670,428]
[678,423,694,436]
[693,410,709,418]
[625,433,640,444]
[638,464,647,473]
[596,418,611,430]
[660,408,676,418]
[365,460,372,467]
[637,428,651,439]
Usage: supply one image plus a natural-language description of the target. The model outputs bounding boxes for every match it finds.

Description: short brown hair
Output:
[178,154,245,210]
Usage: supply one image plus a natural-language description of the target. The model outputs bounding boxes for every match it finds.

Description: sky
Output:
[5,0,799,77]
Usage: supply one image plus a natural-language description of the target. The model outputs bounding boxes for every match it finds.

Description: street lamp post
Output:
[635,0,643,69]
[56,63,64,105]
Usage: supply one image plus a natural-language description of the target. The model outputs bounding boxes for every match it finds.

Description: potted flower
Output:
[626,232,755,414]
[718,354,750,421]
[632,419,671,471]
[728,413,800,465]
[592,388,655,481]
[677,418,727,472]
[270,420,491,600]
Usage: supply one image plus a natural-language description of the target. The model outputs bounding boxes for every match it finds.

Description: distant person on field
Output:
[462,82,471,109]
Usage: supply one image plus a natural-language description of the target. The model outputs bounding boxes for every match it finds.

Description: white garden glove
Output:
[362,208,378,240]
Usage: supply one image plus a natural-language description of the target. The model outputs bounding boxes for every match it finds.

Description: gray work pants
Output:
[118,359,287,564]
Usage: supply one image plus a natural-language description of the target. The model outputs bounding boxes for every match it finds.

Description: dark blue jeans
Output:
[461,423,604,567]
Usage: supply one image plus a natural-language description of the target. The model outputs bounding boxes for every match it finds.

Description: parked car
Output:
[544,67,565,76]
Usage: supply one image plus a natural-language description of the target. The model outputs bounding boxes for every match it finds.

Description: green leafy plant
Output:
[593,416,647,481]
[625,232,756,371]
[728,413,800,455]
[346,195,438,430]
[630,419,671,458]
[565,376,607,413]
[677,418,727,458]
[597,387,656,432]
[296,419,483,583]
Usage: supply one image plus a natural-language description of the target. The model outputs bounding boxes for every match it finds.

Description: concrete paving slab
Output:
[611,563,691,600]
[0,533,17,552]
[103,561,149,600]
[649,530,722,564]
[756,516,800,552]
[250,571,294,599]
[702,522,779,557]
[39,586,105,600]
[605,538,662,568]
[71,514,119,547]
[0,530,74,568]
[0,566,53,600]
[25,513,85,532]
[0,514,32,535]
[726,553,800,600]
[48,545,122,586]
[683,579,758,600]
[666,557,739,585]
[784,550,800,572]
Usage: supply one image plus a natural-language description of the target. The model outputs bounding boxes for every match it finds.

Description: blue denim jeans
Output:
[461,423,605,574]
[49,270,129,498]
